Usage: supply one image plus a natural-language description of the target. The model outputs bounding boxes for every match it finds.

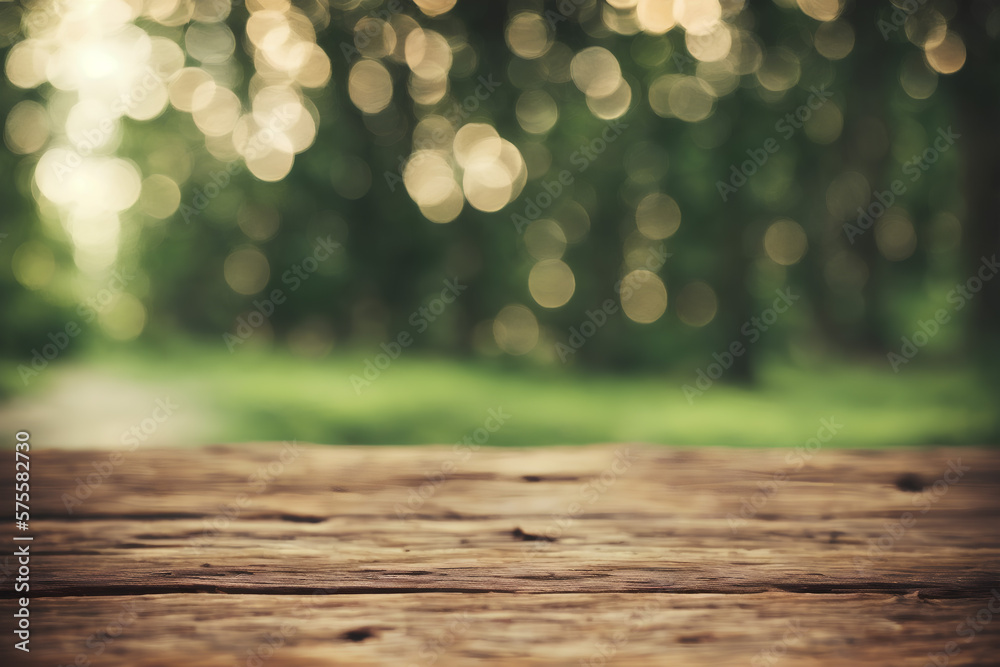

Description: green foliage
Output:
[68,342,1000,448]
[2,1,998,445]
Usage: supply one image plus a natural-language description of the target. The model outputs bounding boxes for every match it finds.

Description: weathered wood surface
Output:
[15,592,1000,666]
[2,444,999,665]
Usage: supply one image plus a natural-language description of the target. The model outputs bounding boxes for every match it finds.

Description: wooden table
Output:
[3,444,999,665]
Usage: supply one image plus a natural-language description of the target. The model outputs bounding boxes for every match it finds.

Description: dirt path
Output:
[0,366,217,448]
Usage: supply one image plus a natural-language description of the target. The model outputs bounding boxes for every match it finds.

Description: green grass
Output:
[21,341,996,448]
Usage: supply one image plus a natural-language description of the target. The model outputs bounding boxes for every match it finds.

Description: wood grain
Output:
[6,592,1000,666]
[1,444,998,665]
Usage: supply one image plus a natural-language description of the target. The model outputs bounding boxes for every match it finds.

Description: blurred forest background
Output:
[0,0,998,447]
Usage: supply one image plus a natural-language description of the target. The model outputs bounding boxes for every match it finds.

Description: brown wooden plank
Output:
[9,513,999,597]
[7,445,1000,597]
[2,444,997,665]
[4,591,1000,666]
[12,444,1000,521]
[2,445,996,598]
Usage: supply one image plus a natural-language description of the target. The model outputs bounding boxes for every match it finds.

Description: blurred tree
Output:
[0,0,995,383]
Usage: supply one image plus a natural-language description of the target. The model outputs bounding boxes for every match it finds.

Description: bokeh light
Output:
[237,204,281,241]
[506,13,552,60]
[413,0,457,18]
[3,100,49,154]
[676,281,718,328]
[349,59,394,114]
[763,219,808,266]
[796,0,843,22]
[620,270,667,324]
[0,0,987,428]
[524,219,567,260]
[924,31,966,74]
[12,241,56,291]
[516,90,559,134]
[138,175,182,220]
[636,192,682,240]
[529,259,576,309]
[493,304,539,355]
[900,53,938,99]
[876,211,917,262]
[224,246,271,295]
[99,293,147,341]
[814,20,854,60]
